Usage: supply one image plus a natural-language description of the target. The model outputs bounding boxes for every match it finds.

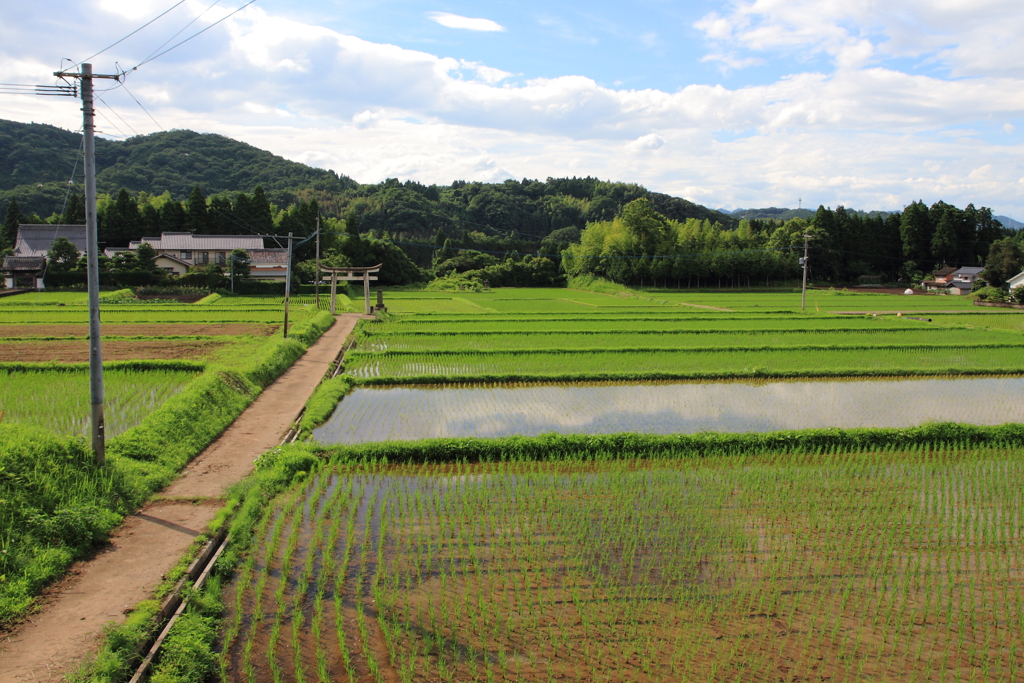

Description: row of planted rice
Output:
[222,445,1024,683]
[157,287,1024,683]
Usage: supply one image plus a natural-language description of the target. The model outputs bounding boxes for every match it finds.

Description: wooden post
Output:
[330,270,338,315]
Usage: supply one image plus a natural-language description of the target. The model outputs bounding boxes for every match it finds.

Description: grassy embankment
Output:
[0,290,339,626]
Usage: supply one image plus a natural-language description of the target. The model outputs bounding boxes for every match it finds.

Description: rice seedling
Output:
[0,367,199,437]
[221,445,1024,682]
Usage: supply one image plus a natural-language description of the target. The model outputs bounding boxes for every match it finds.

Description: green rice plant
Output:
[0,368,199,437]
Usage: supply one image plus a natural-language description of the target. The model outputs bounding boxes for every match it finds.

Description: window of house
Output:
[181,250,192,260]
[200,252,209,265]
[216,252,227,265]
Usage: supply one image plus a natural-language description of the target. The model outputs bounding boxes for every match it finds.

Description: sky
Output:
[2,0,1024,218]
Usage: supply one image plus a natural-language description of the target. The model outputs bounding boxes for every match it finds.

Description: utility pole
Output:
[283,232,293,338]
[53,63,121,465]
[314,215,320,309]
[800,234,811,311]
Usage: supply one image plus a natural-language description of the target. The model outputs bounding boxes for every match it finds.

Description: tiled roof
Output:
[130,232,265,250]
[2,256,47,271]
[952,267,984,277]
[246,249,288,264]
[14,225,87,257]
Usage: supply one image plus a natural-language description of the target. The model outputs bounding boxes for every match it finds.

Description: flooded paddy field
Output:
[220,450,1024,682]
[312,376,1024,444]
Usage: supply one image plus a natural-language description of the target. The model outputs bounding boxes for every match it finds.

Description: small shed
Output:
[1009,270,1024,292]
[2,256,47,289]
[947,280,973,295]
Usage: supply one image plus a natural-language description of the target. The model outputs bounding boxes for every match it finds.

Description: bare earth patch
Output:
[0,323,277,338]
[0,339,227,362]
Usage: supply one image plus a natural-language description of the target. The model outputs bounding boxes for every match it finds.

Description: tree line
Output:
[562,199,1019,288]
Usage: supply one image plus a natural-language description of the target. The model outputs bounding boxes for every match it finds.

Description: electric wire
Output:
[131,0,257,71]
[96,96,140,136]
[120,81,164,131]
[75,0,189,68]
[136,0,224,67]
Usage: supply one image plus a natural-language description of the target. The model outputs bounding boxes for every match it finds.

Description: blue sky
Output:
[2,0,1024,218]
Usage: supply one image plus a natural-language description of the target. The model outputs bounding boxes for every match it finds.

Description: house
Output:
[2,224,87,289]
[124,232,289,281]
[922,266,958,292]
[1009,270,1024,292]
[947,280,973,295]
[950,266,984,284]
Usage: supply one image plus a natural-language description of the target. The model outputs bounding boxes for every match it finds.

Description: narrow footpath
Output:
[0,313,368,682]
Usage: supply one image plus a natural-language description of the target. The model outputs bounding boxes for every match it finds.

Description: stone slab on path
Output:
[0,313,368,682]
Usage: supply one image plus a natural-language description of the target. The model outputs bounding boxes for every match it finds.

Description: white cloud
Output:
[427,12,505,32]
[4,1,1024,217]
[627,133,665,152]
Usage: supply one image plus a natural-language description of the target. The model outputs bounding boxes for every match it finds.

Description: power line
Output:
[120,81,164,130]
[96,95,140,136]
[76,1,189,67]
[92,102,132,138]
[131,0,256,70]
[137,0,224,67]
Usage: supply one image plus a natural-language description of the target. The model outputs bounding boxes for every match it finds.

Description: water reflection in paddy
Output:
[311,376,1024,444]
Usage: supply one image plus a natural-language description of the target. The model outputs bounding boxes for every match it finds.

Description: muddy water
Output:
[312,376,1024,444]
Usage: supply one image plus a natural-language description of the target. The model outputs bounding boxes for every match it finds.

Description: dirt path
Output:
[0,313,368,682]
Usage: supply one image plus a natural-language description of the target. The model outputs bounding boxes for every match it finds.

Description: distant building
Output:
[923,266,984,295]
[2,224,87,290]
[1009,270,1024,292]
[125,232,289,281]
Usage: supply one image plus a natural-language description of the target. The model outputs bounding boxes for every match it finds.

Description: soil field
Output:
[0,339,227,362]
[0,322,277,337]
[221,449,1024,683]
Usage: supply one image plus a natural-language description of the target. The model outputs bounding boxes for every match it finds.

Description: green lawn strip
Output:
[361,324,941,336]
[0,359,205,372]
[345,346,1024,380]
[352,341,1024,356]
[350,368,1024,386]
[0,310,335,627]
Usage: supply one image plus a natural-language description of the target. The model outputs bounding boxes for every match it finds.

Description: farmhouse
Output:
[1,224,87,289]
[124,232,289,281]
[922,266,957,292]
[1009,270,1024,292]
[923,266,984,295]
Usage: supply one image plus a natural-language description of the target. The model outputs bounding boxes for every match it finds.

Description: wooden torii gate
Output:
[321,264,382,315]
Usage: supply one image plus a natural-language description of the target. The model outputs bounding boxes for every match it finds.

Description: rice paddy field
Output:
[199,285,1024,683]
[341,289,1024,387]
[221,446,1024,683]
[0,367,199,437]
[0,290,333,435]
[311,376,1024,444]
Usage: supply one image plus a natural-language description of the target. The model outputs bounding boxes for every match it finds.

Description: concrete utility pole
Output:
[53,63,121,464]
[283,232,293,338]
[314,215,320,309]
[800,234,811,311]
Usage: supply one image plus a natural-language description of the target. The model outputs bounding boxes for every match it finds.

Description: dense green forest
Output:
[564,199,1017,288]
[2,118,1020,288]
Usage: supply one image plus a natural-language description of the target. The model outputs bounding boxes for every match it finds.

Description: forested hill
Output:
[0,119,355,216]
[0,118,733,236]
